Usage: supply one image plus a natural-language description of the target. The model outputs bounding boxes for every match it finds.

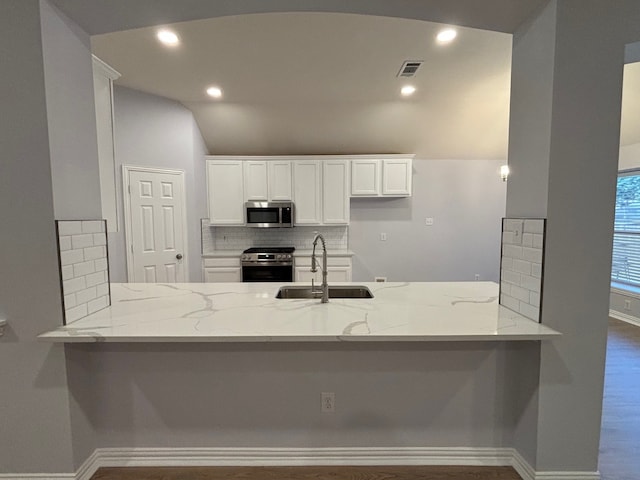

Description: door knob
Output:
[176,253,183,260]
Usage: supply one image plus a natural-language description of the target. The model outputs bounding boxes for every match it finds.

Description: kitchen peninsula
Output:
[39,282,559,342]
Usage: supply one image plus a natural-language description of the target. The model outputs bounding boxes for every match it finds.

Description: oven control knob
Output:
[277,254,283,259]
[242,254,248,260]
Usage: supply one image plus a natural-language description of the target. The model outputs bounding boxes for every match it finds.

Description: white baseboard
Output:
[510,450,600,480]
[0,475,74,480]
[609,309,640,327]
[4,447,600,480]
[535,473,600,480]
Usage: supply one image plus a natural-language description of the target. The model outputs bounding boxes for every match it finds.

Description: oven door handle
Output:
[241,261,294,267]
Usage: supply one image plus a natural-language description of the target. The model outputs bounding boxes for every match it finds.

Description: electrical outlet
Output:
[624,300,632,311]
[425,217,434,226]
[321,392,335,413]
[380,233,387,241]
[475,274,480,281]
[374,276,387,282]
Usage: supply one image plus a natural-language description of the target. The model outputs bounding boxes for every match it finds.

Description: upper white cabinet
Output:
[293,160,322,225]
[206,159,245,225]
[351,159,380,196]
[205,155,412,226]
[382,158,413,196]
[322,159,350,224]
[243,161,269,201]
[269,160,293,201]
[351,155,414,197]
[243,159,292,201]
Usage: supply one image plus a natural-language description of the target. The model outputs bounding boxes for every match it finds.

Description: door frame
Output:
[122,165,189,283]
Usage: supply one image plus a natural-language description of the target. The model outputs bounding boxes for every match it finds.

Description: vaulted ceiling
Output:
[92,13,513,159]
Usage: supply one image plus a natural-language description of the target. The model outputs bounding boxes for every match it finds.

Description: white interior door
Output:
[125,167,187,283]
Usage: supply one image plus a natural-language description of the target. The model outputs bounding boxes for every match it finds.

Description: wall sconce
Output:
[500,165,510,182]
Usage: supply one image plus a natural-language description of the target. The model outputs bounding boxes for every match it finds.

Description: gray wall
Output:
[108,86,208,282]
[0,0,94,473]
[41,0,101,219]
[351,160,505,282]
[66,342,522,451]
[506,0,638,473]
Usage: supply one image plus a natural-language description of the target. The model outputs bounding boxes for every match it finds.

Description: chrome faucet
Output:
[311,233,329,303]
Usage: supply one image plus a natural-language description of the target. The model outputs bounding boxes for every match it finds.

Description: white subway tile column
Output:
[500,218,545,321]
[56,220,111,324]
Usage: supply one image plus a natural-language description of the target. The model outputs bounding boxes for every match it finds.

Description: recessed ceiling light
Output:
[206,86,223,98]
[436,28,457,44]
[401,85,416,97]
[157,29,179,46]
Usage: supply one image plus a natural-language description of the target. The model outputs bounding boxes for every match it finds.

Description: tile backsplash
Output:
[500,218,546,322]
[56,220,111,324]
[202,220,348,253]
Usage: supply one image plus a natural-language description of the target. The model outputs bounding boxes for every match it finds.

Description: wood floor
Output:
[91,466,522,480]
[89,318,640,480]
[598,318,640,480]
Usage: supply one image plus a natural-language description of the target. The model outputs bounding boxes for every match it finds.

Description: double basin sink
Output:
[276,285,374,299]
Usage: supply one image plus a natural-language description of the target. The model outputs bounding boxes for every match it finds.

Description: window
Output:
[612,171,640,288]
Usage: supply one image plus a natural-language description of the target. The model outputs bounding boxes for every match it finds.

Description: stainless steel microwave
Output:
[245,202,294,228]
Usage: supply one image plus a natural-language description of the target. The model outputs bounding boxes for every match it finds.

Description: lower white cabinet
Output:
[203,257,241,282]
[294,255,352,283]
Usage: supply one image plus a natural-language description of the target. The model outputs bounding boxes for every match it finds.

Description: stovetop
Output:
[243,247,295,254]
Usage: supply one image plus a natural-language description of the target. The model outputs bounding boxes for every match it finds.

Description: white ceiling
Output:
[92,13,514,159]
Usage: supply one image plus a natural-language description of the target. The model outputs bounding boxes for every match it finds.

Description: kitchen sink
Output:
[275,285,374,299]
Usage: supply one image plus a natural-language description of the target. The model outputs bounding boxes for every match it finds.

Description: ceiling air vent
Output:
[397,60,423,77]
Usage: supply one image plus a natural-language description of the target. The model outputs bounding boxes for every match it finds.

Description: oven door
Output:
[242,263,293,282]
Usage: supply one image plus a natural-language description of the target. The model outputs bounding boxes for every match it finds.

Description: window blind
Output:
[612,172,640,287]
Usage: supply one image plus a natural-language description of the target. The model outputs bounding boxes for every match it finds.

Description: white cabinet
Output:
[351,156,413,197]
[206,160,245,225]
[293,160,322,225]
[243,160,292,201]
[322,160,350,224]
[351,159,380,196]
[203,258,241,282]
[294,255,352,283]
[269,160,293,201]
[293,158,350,226]
[243,161,269,201]
[382,158,412,196]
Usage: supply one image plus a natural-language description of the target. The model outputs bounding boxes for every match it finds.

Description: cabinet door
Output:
[207,160,245,225]
[204,267,241,282]
[269,160,292,201]
[382,158,412,196]
[327,267,351,283]
[351,159,380,196]
[323,160,350,224]
[295,267,319,283]
[244,161,268,201]
[293,160,322,224]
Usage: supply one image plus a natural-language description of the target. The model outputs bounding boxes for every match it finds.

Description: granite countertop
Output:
[38,282,560,343]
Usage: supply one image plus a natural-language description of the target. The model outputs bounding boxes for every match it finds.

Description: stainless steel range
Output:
[241,247,295,282]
